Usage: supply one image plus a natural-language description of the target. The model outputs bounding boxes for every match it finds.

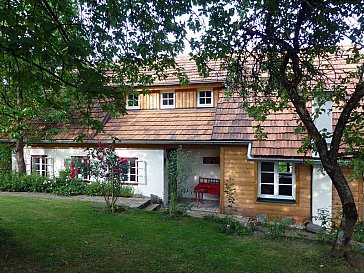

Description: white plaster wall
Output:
[312,164,332,226]
[18,147,165,200]
[182,148,220,200]
[23,147,90,176]
[115,149,165,199]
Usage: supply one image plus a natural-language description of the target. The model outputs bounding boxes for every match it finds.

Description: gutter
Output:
[246,142,322,163]
[2,139,251,146]
[0,140,14,143]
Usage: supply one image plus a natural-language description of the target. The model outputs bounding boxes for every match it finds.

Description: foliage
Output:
[353,222,364,243]
[82,142,130,213]
[224,178,236,211]
[0,172,48,192]
[167,146,197,217]
[83,182,102,196]
[184,0,364,258]
[1,0,190,173]
[119,186,134,198]
[51,171,87,196]
[0,170,134,198]
[204,214,253,236]
[2,196,362,273]
[0,143,12,174]
[264,218,293,239]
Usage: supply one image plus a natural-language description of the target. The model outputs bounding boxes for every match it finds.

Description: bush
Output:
[0,172,48,192]
[84,182,102,196]
[0,170,135,198]
[264,217,293,239]
[0,143,12,174]
[51,171,86,196]
[204,215,253,236]
[119,186,134,197]
[353,222,364,243]
[0,172,14,191]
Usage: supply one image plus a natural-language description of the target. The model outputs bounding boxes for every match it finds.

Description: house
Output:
[8,56,364,224]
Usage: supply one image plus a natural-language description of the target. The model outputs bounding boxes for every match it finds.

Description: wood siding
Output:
[139,88,221,110]
[332,169,363,222]
[140,92,159,110]
[220,146,311,222]
[176,90,197,108]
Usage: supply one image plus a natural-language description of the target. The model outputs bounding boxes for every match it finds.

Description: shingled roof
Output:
[211,93,308,158]
[151,57,226,86]
[96,108,216,142]
[5,54,361,160]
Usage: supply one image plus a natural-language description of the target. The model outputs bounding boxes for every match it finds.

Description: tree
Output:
[0,0,188,172]
[186,0,364,258]
[83,142,130,214]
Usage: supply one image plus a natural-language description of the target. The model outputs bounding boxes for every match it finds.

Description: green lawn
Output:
[0,196,362,273]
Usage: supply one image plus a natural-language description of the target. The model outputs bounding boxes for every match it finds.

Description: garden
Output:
[0,195,364,273]
[0,143,134,210]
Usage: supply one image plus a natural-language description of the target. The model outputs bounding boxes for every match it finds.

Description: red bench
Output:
[193,177,220,201]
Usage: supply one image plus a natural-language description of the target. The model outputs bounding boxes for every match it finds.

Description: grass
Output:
[0,196,363,273]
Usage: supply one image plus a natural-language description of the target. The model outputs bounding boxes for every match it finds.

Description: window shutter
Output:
[136,160,146,185]
[47,157,54,178]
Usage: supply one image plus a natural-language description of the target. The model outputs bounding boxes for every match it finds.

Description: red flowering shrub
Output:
[85,142,130,213]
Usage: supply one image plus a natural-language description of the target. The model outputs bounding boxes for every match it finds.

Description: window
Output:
[31,155,53,177]
[124,158,146,185]
[197,90,213,107]
[160,92,175,109]
[64,156,90,181]
[258,162,295,200]
[126,93,140,110]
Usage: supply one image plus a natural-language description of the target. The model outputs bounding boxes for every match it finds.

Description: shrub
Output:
[119,186,134,197]
[0,143,12,174]
[84,182,102,196]
[353,222,364,243]
[204,215,253,236]
[82,143,130,213]
[0,170,135,198]
[0,172,15,191]
[0,172,48,192]
[51,173,86,196]
[264,217,293,239]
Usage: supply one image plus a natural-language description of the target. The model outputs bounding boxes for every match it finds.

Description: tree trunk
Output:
[324,165,358,258]
[111,191,115,214]
[16,137,26,173]
[15,87,26,173]
[331,202,358,258]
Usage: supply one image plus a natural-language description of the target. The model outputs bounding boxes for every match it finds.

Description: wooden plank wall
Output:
[220,146,312,222]
[140,92,159,110]
[139,89,220,110]
[332,169,363,222]
[176,90,197,108]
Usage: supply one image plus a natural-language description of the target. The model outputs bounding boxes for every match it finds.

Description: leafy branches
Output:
[187,0,364,258]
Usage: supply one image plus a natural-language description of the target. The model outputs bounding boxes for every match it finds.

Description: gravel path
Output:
[0,191,149,208]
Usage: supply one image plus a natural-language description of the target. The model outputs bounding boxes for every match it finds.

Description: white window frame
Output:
[126,93,140,110]
[31,155,54,177]
[125,158,146,185]
[258,162,296,200]
[197,90,213,107]
[160,91,175,109]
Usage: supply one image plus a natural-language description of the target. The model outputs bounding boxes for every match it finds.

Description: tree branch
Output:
[330,81,364,157]
[1,47,78,88]
[36,0,70,43]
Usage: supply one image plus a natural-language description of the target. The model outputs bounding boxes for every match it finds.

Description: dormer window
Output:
[197,90,213,107]
[160,91,175,109]
[126,93,140,110]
